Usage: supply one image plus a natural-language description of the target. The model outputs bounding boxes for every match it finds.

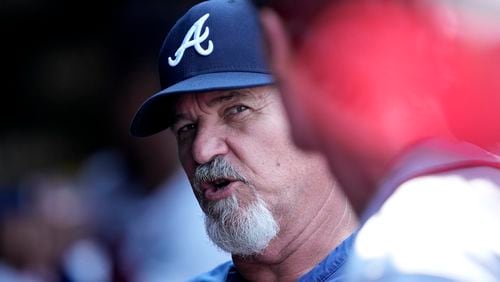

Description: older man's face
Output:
[172,86,329,255]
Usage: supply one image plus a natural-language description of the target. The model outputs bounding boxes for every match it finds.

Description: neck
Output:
[232,187,357,281]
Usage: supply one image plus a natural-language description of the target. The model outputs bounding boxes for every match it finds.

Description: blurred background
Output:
[1,0,230,281]
[3,0,499,281]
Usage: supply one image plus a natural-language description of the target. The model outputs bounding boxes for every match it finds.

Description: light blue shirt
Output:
[191,232,357,281]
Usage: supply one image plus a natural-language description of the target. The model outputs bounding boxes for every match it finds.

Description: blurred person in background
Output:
[77,63,230,282]
[256,0,500,280]
[0,173,111,282]
[130,0,358,280]
[3,0,234,281]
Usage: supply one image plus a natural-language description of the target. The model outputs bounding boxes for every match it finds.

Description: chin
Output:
[204,195,280,255]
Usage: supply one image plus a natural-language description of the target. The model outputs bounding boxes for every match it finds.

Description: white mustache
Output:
[193,157,247,192]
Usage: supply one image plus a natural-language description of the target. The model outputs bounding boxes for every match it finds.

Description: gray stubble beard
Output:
[204,194,279,256]
[194,157,280,256]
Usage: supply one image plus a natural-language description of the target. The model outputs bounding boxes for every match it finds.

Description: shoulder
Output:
[188,261,234,282]
[348,167,500,281]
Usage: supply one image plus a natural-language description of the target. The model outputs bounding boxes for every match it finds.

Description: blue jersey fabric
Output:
[190,233,356,281]
[298,232,356,282]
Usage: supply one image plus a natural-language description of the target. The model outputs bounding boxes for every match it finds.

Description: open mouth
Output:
[212,178,231,190]
[201,178,237,201]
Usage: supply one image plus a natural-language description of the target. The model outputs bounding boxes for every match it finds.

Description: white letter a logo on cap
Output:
[168,13,214,67]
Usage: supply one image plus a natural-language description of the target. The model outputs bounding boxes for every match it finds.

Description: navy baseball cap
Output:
[130,0,273,137]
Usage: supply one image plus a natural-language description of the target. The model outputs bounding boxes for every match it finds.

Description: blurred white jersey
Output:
[347,139,500,281]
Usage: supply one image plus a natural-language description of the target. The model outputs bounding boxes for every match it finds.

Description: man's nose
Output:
[192,125,229,165]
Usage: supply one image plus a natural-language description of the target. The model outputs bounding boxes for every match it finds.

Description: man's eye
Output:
[177,124,196,137]
[226,105,249,116]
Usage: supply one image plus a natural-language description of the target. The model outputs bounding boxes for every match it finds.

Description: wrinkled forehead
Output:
[174,86,275,113]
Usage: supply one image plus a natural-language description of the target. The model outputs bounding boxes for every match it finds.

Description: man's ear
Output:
[259,8,292,80]
[259,9,321,151]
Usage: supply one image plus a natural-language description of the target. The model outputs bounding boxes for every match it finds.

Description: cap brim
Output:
[130,72,274,137]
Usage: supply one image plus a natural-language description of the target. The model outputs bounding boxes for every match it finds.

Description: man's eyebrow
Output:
[172,90,256,126]
[207,90,251,107]
[171,113,188,128]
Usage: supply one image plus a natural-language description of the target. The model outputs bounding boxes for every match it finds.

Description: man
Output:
[255,0,500,280]
[130,0,357,280]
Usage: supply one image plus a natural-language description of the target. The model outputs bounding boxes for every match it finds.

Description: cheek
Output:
[230,125,288,175]
[251,129,302,179]
[178,147,195,177]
